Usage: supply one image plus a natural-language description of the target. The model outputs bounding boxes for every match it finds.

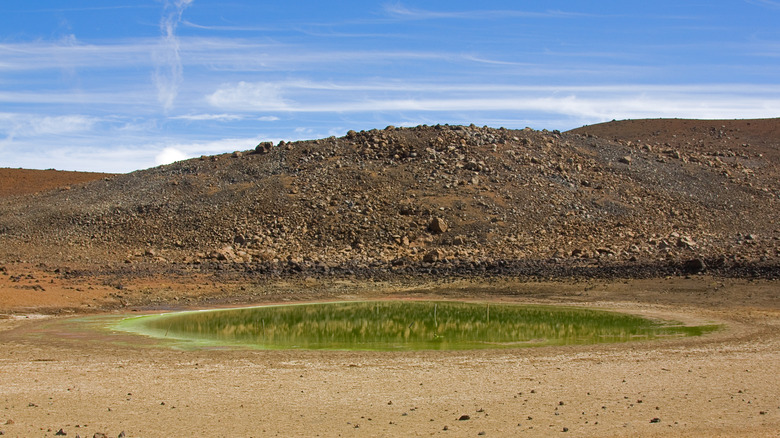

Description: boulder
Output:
[253,141,274,154]
[683,258,706,274]
[213,246,237,261]
[428,217,448,234]
[423,249,442,263]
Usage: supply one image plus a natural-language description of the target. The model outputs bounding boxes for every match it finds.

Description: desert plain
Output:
[1,118,779,437]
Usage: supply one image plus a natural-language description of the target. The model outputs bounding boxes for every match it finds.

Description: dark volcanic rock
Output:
[683,258,707,274]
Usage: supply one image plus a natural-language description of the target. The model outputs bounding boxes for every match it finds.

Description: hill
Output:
[0,120,778,279]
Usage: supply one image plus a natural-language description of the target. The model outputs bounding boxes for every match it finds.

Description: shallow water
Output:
[115,301,719,351]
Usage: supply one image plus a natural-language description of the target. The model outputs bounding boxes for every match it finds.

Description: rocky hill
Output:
[1,119,778,279]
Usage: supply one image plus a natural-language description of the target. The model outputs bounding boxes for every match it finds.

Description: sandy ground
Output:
[0,168,113,198]
[1,275,779,437]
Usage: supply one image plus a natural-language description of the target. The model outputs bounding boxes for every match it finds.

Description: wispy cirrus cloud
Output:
[745,0,780,8]
[0,113,100,139]
[383,2,589,20]
[0,40,156,71]
[181,20,277,32]
[0,89,158,107]
[0,38,467,73]
[1,131,273,172]
[169,113,244,121]
[153,0,193,112]
[7,5,156,13]
[203,80,780,121]
[207,81,291,111]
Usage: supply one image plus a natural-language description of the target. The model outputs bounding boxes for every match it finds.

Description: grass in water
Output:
[116,301,719,351]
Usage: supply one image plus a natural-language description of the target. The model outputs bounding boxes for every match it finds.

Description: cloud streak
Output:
[204,80,780,121]
[383,3,589,20]
[0,113,100,139]
[1,132,272,173]
[745,0,780,8]
[153,0,193,112]
[169,113,244,121]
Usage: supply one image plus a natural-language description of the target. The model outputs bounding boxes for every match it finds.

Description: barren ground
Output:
[0,168,113,198]
[0,119,778,437]
[1,274,779,437]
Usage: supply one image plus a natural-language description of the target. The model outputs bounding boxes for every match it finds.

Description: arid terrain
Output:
[0,118,778,437]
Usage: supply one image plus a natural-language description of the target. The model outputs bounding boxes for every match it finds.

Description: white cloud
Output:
[202,80,780,121]
[169,113,244,121]
[383,3,589,20]
[745,0,780,9]
[155,147,189,166]
[0,135,273,173]
[207,81,290,111]
[153,0,193,112]
[0,39,157,71]
[0,113,99,138]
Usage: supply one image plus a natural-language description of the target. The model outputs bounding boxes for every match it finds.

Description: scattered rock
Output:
[683,258,706,274]
[253,141,274,154]
[677,236,697,249]
[1,121,778,282]
[423,250,442,263]
[458,415,470,421]
[428,217,448,234]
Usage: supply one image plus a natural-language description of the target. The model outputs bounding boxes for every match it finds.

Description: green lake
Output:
[115,301,719,351]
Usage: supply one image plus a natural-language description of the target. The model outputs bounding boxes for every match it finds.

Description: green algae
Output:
[115,301,719,351]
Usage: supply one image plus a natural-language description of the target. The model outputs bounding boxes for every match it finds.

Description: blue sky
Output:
[1,1,779,172]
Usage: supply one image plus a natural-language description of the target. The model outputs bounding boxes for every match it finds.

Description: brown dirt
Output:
[0,168,115,198]
[569,118,780,162]
[0,275,778,437]
[0,119,778,437]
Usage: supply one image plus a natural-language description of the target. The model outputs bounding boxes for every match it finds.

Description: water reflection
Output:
[123,301,717,351]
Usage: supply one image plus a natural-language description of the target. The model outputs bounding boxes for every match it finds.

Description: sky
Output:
[1,1,779,173]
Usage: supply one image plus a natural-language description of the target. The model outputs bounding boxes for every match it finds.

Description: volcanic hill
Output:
[1,119,778,280]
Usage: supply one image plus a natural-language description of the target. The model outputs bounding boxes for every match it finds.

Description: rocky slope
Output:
[0,119,778,279]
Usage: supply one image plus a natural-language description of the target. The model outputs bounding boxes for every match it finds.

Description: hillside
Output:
[0,119,778,279]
